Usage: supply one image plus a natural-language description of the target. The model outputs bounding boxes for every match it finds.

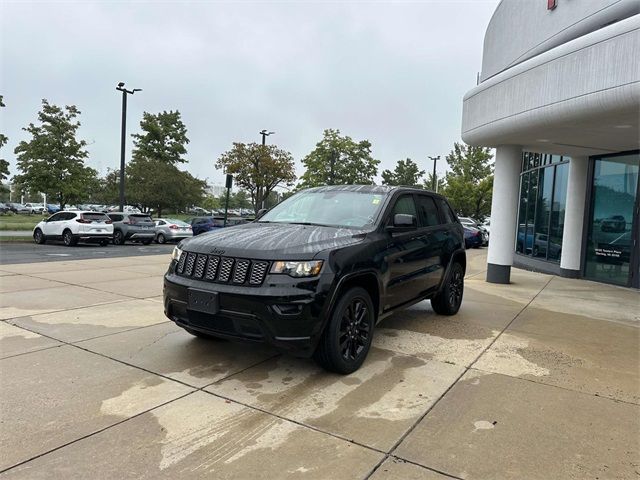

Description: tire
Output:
[33,228,46,245]
[156,233,166,244]
[113,230,125,245]
[314,287,375,374]
[142,239,153,245]
[63,229,77,247]
[431,262,464,316]
[100,240,109,247]
[183,327,226,341]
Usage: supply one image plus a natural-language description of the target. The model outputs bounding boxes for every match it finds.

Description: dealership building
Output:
[462,0,640,289]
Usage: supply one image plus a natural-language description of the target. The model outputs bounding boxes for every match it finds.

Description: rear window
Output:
[129,214,153,224]
[82,213,109,222]
[437,199,457,224]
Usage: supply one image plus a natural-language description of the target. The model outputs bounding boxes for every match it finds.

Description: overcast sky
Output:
[1,0,497,190]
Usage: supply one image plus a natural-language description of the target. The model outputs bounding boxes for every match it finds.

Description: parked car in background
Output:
[601,215,626,233]
[107,212,156,245]
[458,216,489,245]
[8,203,31,214]
[24,203,45,214]
[188,206,211,216]
[154,218,193,244]
[0,203,10,214]
[33,211,113,246]
[46,204,61,214]
[188,216,219,236]
[463,226,483,249]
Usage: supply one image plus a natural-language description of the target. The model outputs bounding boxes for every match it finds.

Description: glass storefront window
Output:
[516,152,570,263]
[584,153,639,286]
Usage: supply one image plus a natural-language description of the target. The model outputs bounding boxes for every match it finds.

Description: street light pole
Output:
[116,82,142,212]
[428,155,440,192]
[259,130,275,208]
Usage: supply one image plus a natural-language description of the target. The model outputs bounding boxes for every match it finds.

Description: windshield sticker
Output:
[372,197,381,205]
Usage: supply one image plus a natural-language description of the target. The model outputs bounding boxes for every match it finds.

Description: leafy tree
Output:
[0,95,9,183]
[127,110,205,216]
[423,173,446,192]
[440,142,493,221]
[93,169,121,205]
[202,195,222,212]
[13,99,98,209]
[131,111,189,165]
[299,129,379,187]
[381,158,425,186]
[216,142,296,214]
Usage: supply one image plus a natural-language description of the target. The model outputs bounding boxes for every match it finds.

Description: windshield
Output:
[258,190,386,229]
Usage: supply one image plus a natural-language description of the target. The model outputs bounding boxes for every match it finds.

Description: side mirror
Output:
[387,214,417,232]
[256,208,268,219]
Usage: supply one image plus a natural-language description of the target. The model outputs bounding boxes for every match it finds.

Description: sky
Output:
[0,0,498,190]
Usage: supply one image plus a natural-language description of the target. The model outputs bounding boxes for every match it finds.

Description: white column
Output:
[486,145,522,284]
[560,156,588,276]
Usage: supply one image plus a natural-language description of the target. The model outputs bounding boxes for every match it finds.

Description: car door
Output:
[382,194,428,309]
[415,194,449,292]
[42,212,65,237]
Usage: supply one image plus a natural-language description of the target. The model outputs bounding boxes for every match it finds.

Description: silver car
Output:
[154,218,193,244]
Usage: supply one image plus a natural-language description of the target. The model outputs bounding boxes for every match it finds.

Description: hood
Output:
[179,222,367,259]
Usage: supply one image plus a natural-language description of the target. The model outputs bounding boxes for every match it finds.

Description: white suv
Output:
[33,211,114,246]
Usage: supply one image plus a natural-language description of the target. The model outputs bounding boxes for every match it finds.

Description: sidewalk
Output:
[0,250,638,479]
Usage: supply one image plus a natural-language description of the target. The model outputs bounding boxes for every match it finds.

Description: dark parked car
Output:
[189,217,219,236]
[107,212,156,245]
[164,185,466,374]
[8,203,30,214]
[601,215,626,233]
[463,226,483,249]
[0,203,10,214]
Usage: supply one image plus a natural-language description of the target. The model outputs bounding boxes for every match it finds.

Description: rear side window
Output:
[437,199,457,224]
[63,212,77,221]
[109,214,124,222]
[82,213,109,222]
[416,195,441,227]
[129,215,152,224]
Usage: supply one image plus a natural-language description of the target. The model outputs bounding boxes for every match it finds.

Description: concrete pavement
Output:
[0,249,638,479]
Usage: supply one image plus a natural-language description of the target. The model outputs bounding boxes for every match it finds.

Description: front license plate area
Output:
[187,289,219,315]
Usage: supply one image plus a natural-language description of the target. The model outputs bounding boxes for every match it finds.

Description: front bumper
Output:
[163,267,335,357]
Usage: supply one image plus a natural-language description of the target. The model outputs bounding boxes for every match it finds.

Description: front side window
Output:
[259,190,386,229]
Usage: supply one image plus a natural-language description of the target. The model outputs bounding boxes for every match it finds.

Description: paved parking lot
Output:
[0,242,175,265]
[0,249,638,479]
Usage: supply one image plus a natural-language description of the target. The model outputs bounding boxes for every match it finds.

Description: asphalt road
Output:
[0,242,175,265]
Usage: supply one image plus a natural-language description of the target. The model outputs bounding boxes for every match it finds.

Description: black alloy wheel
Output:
[338,297,371,362]
[113,230,125,245]
[431,262,464,315]
[63,230,76,247]
[33,229,45,244]
[314,287,375,374]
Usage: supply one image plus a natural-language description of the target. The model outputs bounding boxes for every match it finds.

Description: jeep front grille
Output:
[176,252,269,286]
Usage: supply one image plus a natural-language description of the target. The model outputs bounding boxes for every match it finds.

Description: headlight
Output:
[270,260,323,278]
[171,246,183,262]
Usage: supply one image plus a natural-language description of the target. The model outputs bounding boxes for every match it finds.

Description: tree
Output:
[216,142,296,214]
[299,129,380,187]
[130,111,189,165]
[381,158,425,186]
[13,99,98,209]
[127,110,205,216]
[440,142,494,221]
[423,173,446,192]
[0,95,9,183]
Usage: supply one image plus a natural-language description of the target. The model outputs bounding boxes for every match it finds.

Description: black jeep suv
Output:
[164,185,466,374]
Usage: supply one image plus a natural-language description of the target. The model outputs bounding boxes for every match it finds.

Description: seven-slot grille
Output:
[176,252,269,286]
